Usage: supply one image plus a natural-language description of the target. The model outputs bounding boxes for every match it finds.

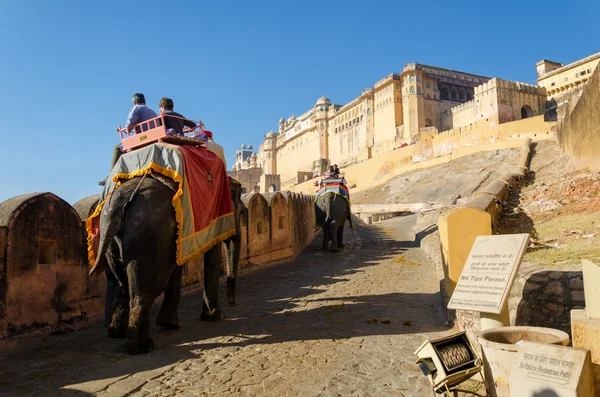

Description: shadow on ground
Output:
[0,220,448,396]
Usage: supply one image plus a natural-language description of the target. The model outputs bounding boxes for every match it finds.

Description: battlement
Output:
[474,78,546,95]
[445,100,475,116]
[374,73,400,88]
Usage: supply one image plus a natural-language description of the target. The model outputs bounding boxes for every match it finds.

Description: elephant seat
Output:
[117,114,207,153]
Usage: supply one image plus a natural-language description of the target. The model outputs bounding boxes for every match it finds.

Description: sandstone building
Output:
[249,53,597,191]
[228,144,281,193]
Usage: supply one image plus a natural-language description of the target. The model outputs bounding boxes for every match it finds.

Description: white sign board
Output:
[447,233,529,314]
[509,341,594,396]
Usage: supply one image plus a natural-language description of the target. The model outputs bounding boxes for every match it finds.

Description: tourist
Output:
[159,97,197,136]
[333,164,340,178]
[99,93,158,185]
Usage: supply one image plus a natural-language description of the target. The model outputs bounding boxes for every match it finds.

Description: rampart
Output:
[557,60,600,170]
[0,190,316,349]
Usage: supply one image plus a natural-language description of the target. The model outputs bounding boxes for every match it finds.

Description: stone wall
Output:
[454,265,585,348]
[558,60,600,171]
[0,193,105,344]
[434,137,587,345]
[0,189,316,348]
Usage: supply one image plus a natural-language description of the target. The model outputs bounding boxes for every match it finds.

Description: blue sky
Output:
[0,0,597,204]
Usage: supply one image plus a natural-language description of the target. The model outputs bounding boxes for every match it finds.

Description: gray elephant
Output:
[93,174,242,355]
[315,192,352,252]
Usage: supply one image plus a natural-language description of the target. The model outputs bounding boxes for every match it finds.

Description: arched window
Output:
[440,87,449,100]
[521,105,534,119]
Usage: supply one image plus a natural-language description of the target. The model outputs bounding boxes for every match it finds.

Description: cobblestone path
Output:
[0,216,453,397]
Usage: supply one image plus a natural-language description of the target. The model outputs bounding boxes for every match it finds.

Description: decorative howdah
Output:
[87,142,235,269]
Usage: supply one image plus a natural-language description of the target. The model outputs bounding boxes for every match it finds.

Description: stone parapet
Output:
[0,189,317,350]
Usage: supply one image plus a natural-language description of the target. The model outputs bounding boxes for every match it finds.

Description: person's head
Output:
[159,97,174,111]
[328,166,334,172]
[132,93,146,105]
[334,164,339,169]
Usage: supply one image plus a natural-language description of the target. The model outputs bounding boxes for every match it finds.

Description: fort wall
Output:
[0,189,317,349]
[558,60,600,170]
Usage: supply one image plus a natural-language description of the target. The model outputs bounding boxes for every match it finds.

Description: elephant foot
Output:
[156,316,180,330]
[107,310,128,338]
[201,308,224,322]
[330,246,339,253]
[107,325,127,339]
[226,277,236,307]
[125,337,154,355]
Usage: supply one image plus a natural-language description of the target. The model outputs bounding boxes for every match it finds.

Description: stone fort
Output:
[228,52,600,192]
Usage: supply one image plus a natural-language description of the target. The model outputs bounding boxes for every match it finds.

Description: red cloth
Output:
[177,145,232,233]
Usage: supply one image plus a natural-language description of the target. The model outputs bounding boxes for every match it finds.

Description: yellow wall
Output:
[277,128,320,188]
[328,102,366,166]
[289,115,554,195]
[374,81,401,144]
[538,53,600,98]
[558,61,600,171]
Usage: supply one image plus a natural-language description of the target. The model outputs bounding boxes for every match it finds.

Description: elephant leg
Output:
[201,244,224,321]
[322,225,330,250]
[226,236,240,307]
[126,294,154,355]
[156,265,182,329]
[330,220,339,252]
[107,284,129,339]
[338,223,345,248]
[107,240,129,338]
[125,259,165,354]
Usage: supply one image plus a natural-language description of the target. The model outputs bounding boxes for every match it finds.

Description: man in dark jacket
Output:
[159,97,197,136]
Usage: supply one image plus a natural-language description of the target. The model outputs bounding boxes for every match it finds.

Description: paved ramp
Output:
[0,217,451,397]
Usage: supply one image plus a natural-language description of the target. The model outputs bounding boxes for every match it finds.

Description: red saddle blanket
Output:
[87,142,235,268]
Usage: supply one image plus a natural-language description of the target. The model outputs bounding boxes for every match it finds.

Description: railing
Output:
[116,113,207,152]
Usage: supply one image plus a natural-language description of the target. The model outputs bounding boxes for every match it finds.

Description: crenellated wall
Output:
[0,189,317,349]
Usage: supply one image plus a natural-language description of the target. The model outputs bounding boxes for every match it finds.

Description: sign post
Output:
[447,233,530,330]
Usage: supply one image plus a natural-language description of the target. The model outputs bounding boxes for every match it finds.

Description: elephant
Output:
[94,173,243,355]
[315,192,351,252]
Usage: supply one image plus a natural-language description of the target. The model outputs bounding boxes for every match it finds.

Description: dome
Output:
[241,144,247,149]
[250,152,257,158]
[316,96,331,106]
[266,131,276,138]
[287,114,296,123]
[278,118,285,124]
[248,144,253,150]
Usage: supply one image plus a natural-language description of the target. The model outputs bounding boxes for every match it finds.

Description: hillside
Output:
[354,140,600,268]
[352,147,522,206]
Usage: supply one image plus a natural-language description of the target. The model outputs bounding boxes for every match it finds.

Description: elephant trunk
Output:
[90,192,127,276]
